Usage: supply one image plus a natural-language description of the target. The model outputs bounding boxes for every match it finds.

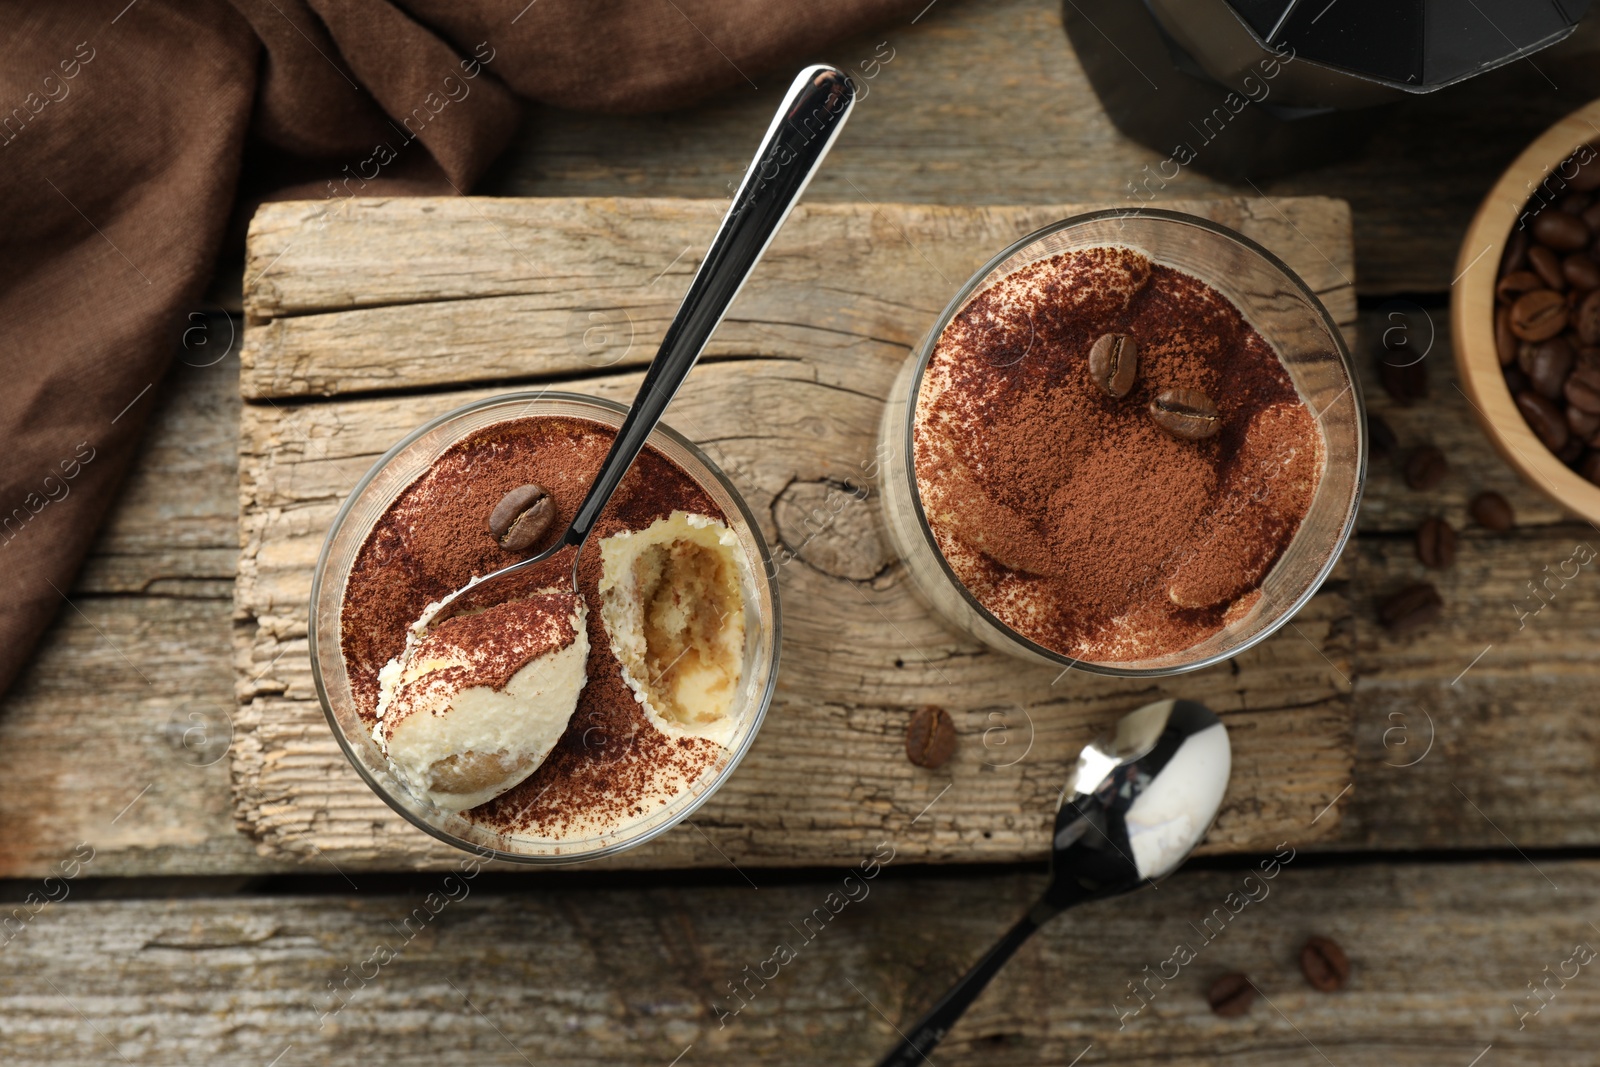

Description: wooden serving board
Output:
[235,196,1357,870]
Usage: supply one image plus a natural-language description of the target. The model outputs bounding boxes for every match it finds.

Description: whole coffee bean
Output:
[1583,452,1600,486]
[1566,370,1600,414]
[1403,445,1448,490]
[1379,582,1442,634]
[1510,289,1569,341]
[488,484,555,552]
[1532,209,1591,252]
[1150,388,1220,440]
[1469,490,1515,531]
[1300,936,1352,992]
[1378,357,1428,406]
[905,705,957,768]
[1415,516,1457,569]
[1503,227,1530,272]
[1496,269,1545,303]
[1528,245,1567,291]
[1496,307,1518,366]
[1569,404,1600,439]
[1505,365,1529,394]
[1088,333,1138,398]
[1367,413,1398,464]
[1207,973,1256,1018]
[1523,337,1574,399]
[1516,390,1570,451]
[1565,254,1600,291]
[1577,289,1600,345]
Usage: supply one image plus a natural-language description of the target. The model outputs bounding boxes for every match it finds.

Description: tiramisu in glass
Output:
[310,393,778,861]
[878,210,1364,676]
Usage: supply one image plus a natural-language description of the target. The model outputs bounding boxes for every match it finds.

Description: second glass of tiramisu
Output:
[878,209,1363,676]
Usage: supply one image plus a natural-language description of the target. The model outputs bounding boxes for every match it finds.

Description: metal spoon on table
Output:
[419,64,856,625]
[875,699,1232,1067]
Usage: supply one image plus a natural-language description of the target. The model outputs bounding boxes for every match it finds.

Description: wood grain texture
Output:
[241,196,1355,399]
[0,860,1590,1065]
[468,0,1600,298]
[234,194,1363,869]
[0,358,274,878]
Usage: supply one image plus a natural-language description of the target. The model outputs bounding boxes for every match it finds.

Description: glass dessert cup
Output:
[878,208,1364,677]
[309,392,781,863]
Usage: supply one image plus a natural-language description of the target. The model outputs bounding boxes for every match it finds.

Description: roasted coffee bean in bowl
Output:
[1455,101,1600,525]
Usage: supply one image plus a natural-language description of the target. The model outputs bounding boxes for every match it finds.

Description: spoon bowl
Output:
[876,698,1230,1067]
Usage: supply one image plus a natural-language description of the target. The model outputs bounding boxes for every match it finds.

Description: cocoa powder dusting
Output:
[913,247,1324,661]
[340,415,727,837]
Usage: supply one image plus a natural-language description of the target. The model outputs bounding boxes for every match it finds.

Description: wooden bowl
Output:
[1453,98,1600,523]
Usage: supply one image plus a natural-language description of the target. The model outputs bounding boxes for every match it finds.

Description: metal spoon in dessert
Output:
[874,699,1232,1067]
[422,64,856,626]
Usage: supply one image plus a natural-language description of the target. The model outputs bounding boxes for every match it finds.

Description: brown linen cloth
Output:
[0,0,915,699]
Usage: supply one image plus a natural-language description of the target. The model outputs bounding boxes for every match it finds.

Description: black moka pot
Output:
[1064,0,1590,181]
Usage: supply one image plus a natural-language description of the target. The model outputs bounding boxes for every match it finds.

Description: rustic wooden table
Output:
[6,1,1600,1063]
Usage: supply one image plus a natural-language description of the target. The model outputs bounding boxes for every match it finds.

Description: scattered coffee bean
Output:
[1469,491,1515,531]
[1415,516,1457,569]
[1522,337,1574,399]
[1088,333,1138,398]
[1517,390,1570,451]
[1403,445,1448,490]
[1367,413,1398,464]
[1566,253,1600,291]
[1149,388,1220,440]
[1533,209,1592,253]
[1494,307,1517,366]
[905,705,957,768]
[488,484,555,552]
[1528,245,1567,291]
[1378,582,1442,634]
[1206,973,1256,1018]
[1379,361,1429,406]
[1300,936,1351,992]
[1510,289,1569,341]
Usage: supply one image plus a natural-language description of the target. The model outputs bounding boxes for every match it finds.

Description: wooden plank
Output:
[0,860,1590,1065]
[241,196,1356,399]
[471,0,1600,297]
[235,369,1354,869]
[0,357,274,878]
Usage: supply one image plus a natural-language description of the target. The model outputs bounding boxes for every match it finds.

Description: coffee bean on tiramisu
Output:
[1299,936,1351,992]
[1415,516,1457,569]
[1469,491,1514,531]
[1403,445,1448,490]
[1088,333,1138,398]
[489,484,555,551]
[1378,582,1442,634]
[1206,973,1256,1018]
[1509,289,1568,342]
[905,705,956,768]
[1149,388,1220,440]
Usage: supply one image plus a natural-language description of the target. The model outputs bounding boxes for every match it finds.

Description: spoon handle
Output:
[562,64,857,547]
[874,913,1042,1067]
